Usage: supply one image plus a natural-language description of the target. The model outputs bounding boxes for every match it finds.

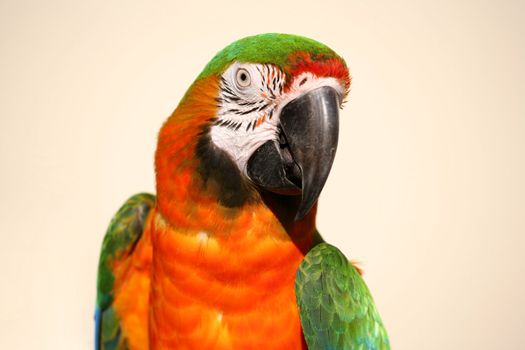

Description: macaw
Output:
[95,33,390,350]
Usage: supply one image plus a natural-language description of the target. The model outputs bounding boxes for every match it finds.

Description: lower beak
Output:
[247,86,340,220]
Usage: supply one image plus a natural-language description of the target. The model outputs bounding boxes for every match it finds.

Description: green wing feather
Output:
[295,243,390,350]
[95,193,155,350]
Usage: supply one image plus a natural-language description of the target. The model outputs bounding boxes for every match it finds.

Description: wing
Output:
[295,243,390,350]
[95,193,155,350]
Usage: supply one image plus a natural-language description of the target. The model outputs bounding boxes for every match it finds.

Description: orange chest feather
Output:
[147,210,310,350]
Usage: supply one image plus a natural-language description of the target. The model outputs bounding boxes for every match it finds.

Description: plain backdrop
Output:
[1,0,524,349]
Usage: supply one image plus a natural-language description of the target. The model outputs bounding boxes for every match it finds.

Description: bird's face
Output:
[207,46,349,219]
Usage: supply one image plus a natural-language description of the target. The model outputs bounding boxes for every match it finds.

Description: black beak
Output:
[247,86,340,220]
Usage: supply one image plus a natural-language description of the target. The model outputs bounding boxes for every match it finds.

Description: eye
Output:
[235,68,251,88]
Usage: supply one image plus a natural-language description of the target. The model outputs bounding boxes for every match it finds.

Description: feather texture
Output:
[295,243,390,350]
[95,193,155,350]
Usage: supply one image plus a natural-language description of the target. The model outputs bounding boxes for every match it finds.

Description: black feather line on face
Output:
[221,78,236,96]
[223,108,240,115]
[222,88,237,99]
[257,103,268,112]
[237,100,258,106]
[224,94,241,102]
[256,66,264,82]
[215,64,286,131]
[214,118,244,131]
[239,105,262,115]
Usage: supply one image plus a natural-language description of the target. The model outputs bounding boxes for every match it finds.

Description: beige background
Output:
[1,0,524,349]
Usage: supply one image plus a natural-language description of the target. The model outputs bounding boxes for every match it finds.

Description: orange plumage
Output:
[109,75,317,349]
[95,33,358,349]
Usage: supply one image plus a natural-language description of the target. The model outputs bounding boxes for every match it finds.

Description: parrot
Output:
[95,33,390,350]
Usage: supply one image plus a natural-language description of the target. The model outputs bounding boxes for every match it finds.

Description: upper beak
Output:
[247,86,340,220]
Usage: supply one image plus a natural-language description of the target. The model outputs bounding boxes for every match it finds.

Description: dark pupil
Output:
[240,73,247,81]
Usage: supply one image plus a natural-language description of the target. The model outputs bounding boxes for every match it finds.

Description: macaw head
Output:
[157,33,350,222]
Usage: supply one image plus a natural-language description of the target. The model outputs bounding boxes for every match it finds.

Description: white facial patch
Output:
[210,62,345,175]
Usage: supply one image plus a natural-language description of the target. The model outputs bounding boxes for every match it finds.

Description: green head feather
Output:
[197,33,342,80]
